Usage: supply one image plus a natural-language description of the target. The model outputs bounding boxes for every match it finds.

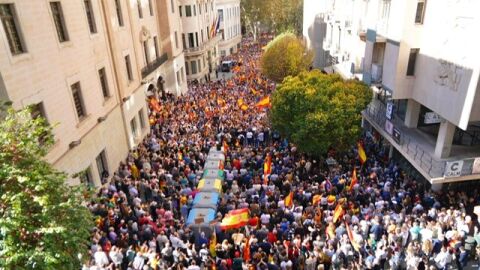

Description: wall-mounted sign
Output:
[393,128,401,144]
[386,102,394,120]
[472,158,480,174]
[424,112,443,124]
[444,160,464,178]
[385,120,394,135]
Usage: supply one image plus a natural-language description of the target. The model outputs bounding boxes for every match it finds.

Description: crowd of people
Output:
[84,34,480,270]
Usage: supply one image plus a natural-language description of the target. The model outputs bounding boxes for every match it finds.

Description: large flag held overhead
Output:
[220,208,249,230]
[357,142,367,164]
[255,96,271,109]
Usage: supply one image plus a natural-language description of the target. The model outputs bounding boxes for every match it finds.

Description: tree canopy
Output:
[241,0,303,38]
[260,32,314,83]
[270,70,372,155]
[0,106,93,269]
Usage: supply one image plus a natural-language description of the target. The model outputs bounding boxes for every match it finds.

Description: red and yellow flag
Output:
[240,104,248,111]
[349,168,358,192]
[333,203,344,223]
[220,208,250,230]
[263,154,272,175]
[149,98,161,112]
[357,142,367,164]
[255,96,271,109]
[209,228,217,256]
[243,236,251,262]
[285,191,294,208]
[345,222,361,252]
[312,194,321,206]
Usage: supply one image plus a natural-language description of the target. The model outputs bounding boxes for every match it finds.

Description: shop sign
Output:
[444,160,464,178]
[424,112,443,124]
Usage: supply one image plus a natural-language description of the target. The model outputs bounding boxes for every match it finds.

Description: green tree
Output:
[241,0,303,38]
[261,32,313,83]
[0,106,93,269]
[270,70,372,155]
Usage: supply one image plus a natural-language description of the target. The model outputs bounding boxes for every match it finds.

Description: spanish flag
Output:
[285,191,294,208]
[220,208,250,230]
[348,168,358,192]
[149,98,162,112]
[209,228,217,257]
[240,104,248,111]
[312,194,321,205]
[357,142,367,164]
[263,154,272,175]
[237,98,244,106]
[243,236,251,262]
[255,96,271,109]
[326,223,336,239]
[345,222,361,252]
[333,203,344,223]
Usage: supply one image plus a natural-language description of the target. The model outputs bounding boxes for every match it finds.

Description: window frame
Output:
[153,36,159,59]
[71,82,86,121]
[98,67,110,99]
[0,3,26,55]
[148,0,154,16]
[138,109,146,129]
[130,117,138,137]
[95,150,108,181]
[414,0,426,24]
[191,60,197,74]
[137,0,143,19]
[406,48,419,76]
[83,0,97,34]
[125,54,133,81]
[114,0,124,27]
[50,1,69,43]
[185,5,192,17]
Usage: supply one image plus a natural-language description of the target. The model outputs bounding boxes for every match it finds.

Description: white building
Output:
[178,0,221,82]
[304,0,480,186]
[0,0,187,186]
[216,0,241,57]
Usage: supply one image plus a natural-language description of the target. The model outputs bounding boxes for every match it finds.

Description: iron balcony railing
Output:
[141,53,168,78]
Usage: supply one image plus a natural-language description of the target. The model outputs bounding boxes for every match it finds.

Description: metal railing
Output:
[363,103,446,178]
[184,35,222,55]
[141,53,168,79]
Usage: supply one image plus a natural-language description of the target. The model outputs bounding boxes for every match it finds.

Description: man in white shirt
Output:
[434,247,452,270]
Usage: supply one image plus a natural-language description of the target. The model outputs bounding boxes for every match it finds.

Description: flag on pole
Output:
[255,96,271,109]
[285,191,294,208]
[333,203,344,223]
[357,142,367,164]
[220,208,250,230]
[210,228,217,257]
[345,222,361,252]
[348,168,358,192]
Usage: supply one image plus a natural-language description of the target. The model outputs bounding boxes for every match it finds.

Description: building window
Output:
[207,26,210,39]
[185,5,192,17]
[179,5,182,16]
[0,4,26,55]
[148,0,154,16]
[205,3,207,13]
[143,41,149,65]
[415,0,426,24]
[153,36,159,59]
[193,5,196,16]
[95,150,108,180]
[182,33,186,49]
[201,29,204,43]
[137,0,143,19]
[50,1,69,42]
[188,33,194,48]
[171,0,175,13]
[198,59,201,71]
[176,70,180,85]
[130,117,137,137]
[191,60,197,74]
[71,82,86,120]
[185,61,189,75]
[195,32,199,47]
[199,4,201,14]
[83,0,97,34]
[125,55,133,81]
[406,48,419,76]
[114,0,124,26]
[181,67,185,82]
[98,68,110,99]
[174,31,179,49]
[79,167,94,186]
[138,109,146,129]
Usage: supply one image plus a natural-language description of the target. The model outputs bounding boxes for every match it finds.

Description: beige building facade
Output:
[216,0,241,57]
[0,0,187,186]
[179,0,221,82]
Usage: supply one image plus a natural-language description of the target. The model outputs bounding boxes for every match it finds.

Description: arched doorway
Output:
[157,76,166,101]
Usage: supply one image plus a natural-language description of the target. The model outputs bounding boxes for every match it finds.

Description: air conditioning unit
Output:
[371,63,383,82]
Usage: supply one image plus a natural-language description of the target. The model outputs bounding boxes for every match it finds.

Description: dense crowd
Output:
[84,34,480,270]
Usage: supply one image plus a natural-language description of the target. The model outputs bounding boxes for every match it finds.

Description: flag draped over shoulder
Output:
[345,222,361,252]
[358,142,367,164]
[220,208,250,230]
[210,228,217,256]
[255,96,271,109]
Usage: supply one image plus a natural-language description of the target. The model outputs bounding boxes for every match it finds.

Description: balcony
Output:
[363,99,480,184]
[184,35,222,57]
[141,53,168,79]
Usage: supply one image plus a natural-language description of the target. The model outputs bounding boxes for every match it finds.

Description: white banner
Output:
[444,160,463,178]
